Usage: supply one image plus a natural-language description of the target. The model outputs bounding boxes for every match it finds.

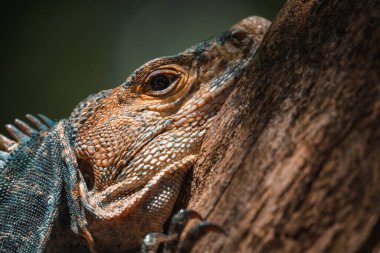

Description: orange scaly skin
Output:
[68,16,270,252]
[0,16,270,253]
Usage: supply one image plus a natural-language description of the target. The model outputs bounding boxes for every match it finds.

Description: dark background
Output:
[0,0,283,129]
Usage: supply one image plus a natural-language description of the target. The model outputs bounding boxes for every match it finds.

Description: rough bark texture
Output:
[185,0,380,252]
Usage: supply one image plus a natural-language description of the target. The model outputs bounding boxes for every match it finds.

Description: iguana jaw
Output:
[59,16,272,252]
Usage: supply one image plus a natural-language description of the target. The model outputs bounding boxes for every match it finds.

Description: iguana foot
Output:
[141,209,224,253]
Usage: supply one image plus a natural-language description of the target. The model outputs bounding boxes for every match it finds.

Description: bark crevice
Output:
[186,1,380,252]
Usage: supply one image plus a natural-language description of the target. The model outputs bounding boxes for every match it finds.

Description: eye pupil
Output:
[151,74,171,91]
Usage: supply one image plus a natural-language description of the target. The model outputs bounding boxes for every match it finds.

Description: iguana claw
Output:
[141,209,225,253]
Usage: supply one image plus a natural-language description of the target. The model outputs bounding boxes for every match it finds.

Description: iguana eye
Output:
[150,74,173,91]
[144,70,179,96]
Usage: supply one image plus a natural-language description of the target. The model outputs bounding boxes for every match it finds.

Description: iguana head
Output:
[0,16,270,253]
[70,17,269,191]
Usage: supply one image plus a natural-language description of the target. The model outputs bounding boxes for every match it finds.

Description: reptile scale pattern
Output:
[0,16,270,253]
[0,121,85,253]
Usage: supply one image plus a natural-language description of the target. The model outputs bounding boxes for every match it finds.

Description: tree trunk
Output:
[186,0,380,252]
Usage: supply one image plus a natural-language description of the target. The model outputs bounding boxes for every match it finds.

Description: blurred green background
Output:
[0,0,283,129]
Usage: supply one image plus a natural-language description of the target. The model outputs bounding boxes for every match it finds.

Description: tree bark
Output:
[187,0,380,252]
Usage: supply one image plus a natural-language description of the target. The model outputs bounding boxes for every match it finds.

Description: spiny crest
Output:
[0,114,56,167]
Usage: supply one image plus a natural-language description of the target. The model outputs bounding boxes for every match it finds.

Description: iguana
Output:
[0,16,270,253]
